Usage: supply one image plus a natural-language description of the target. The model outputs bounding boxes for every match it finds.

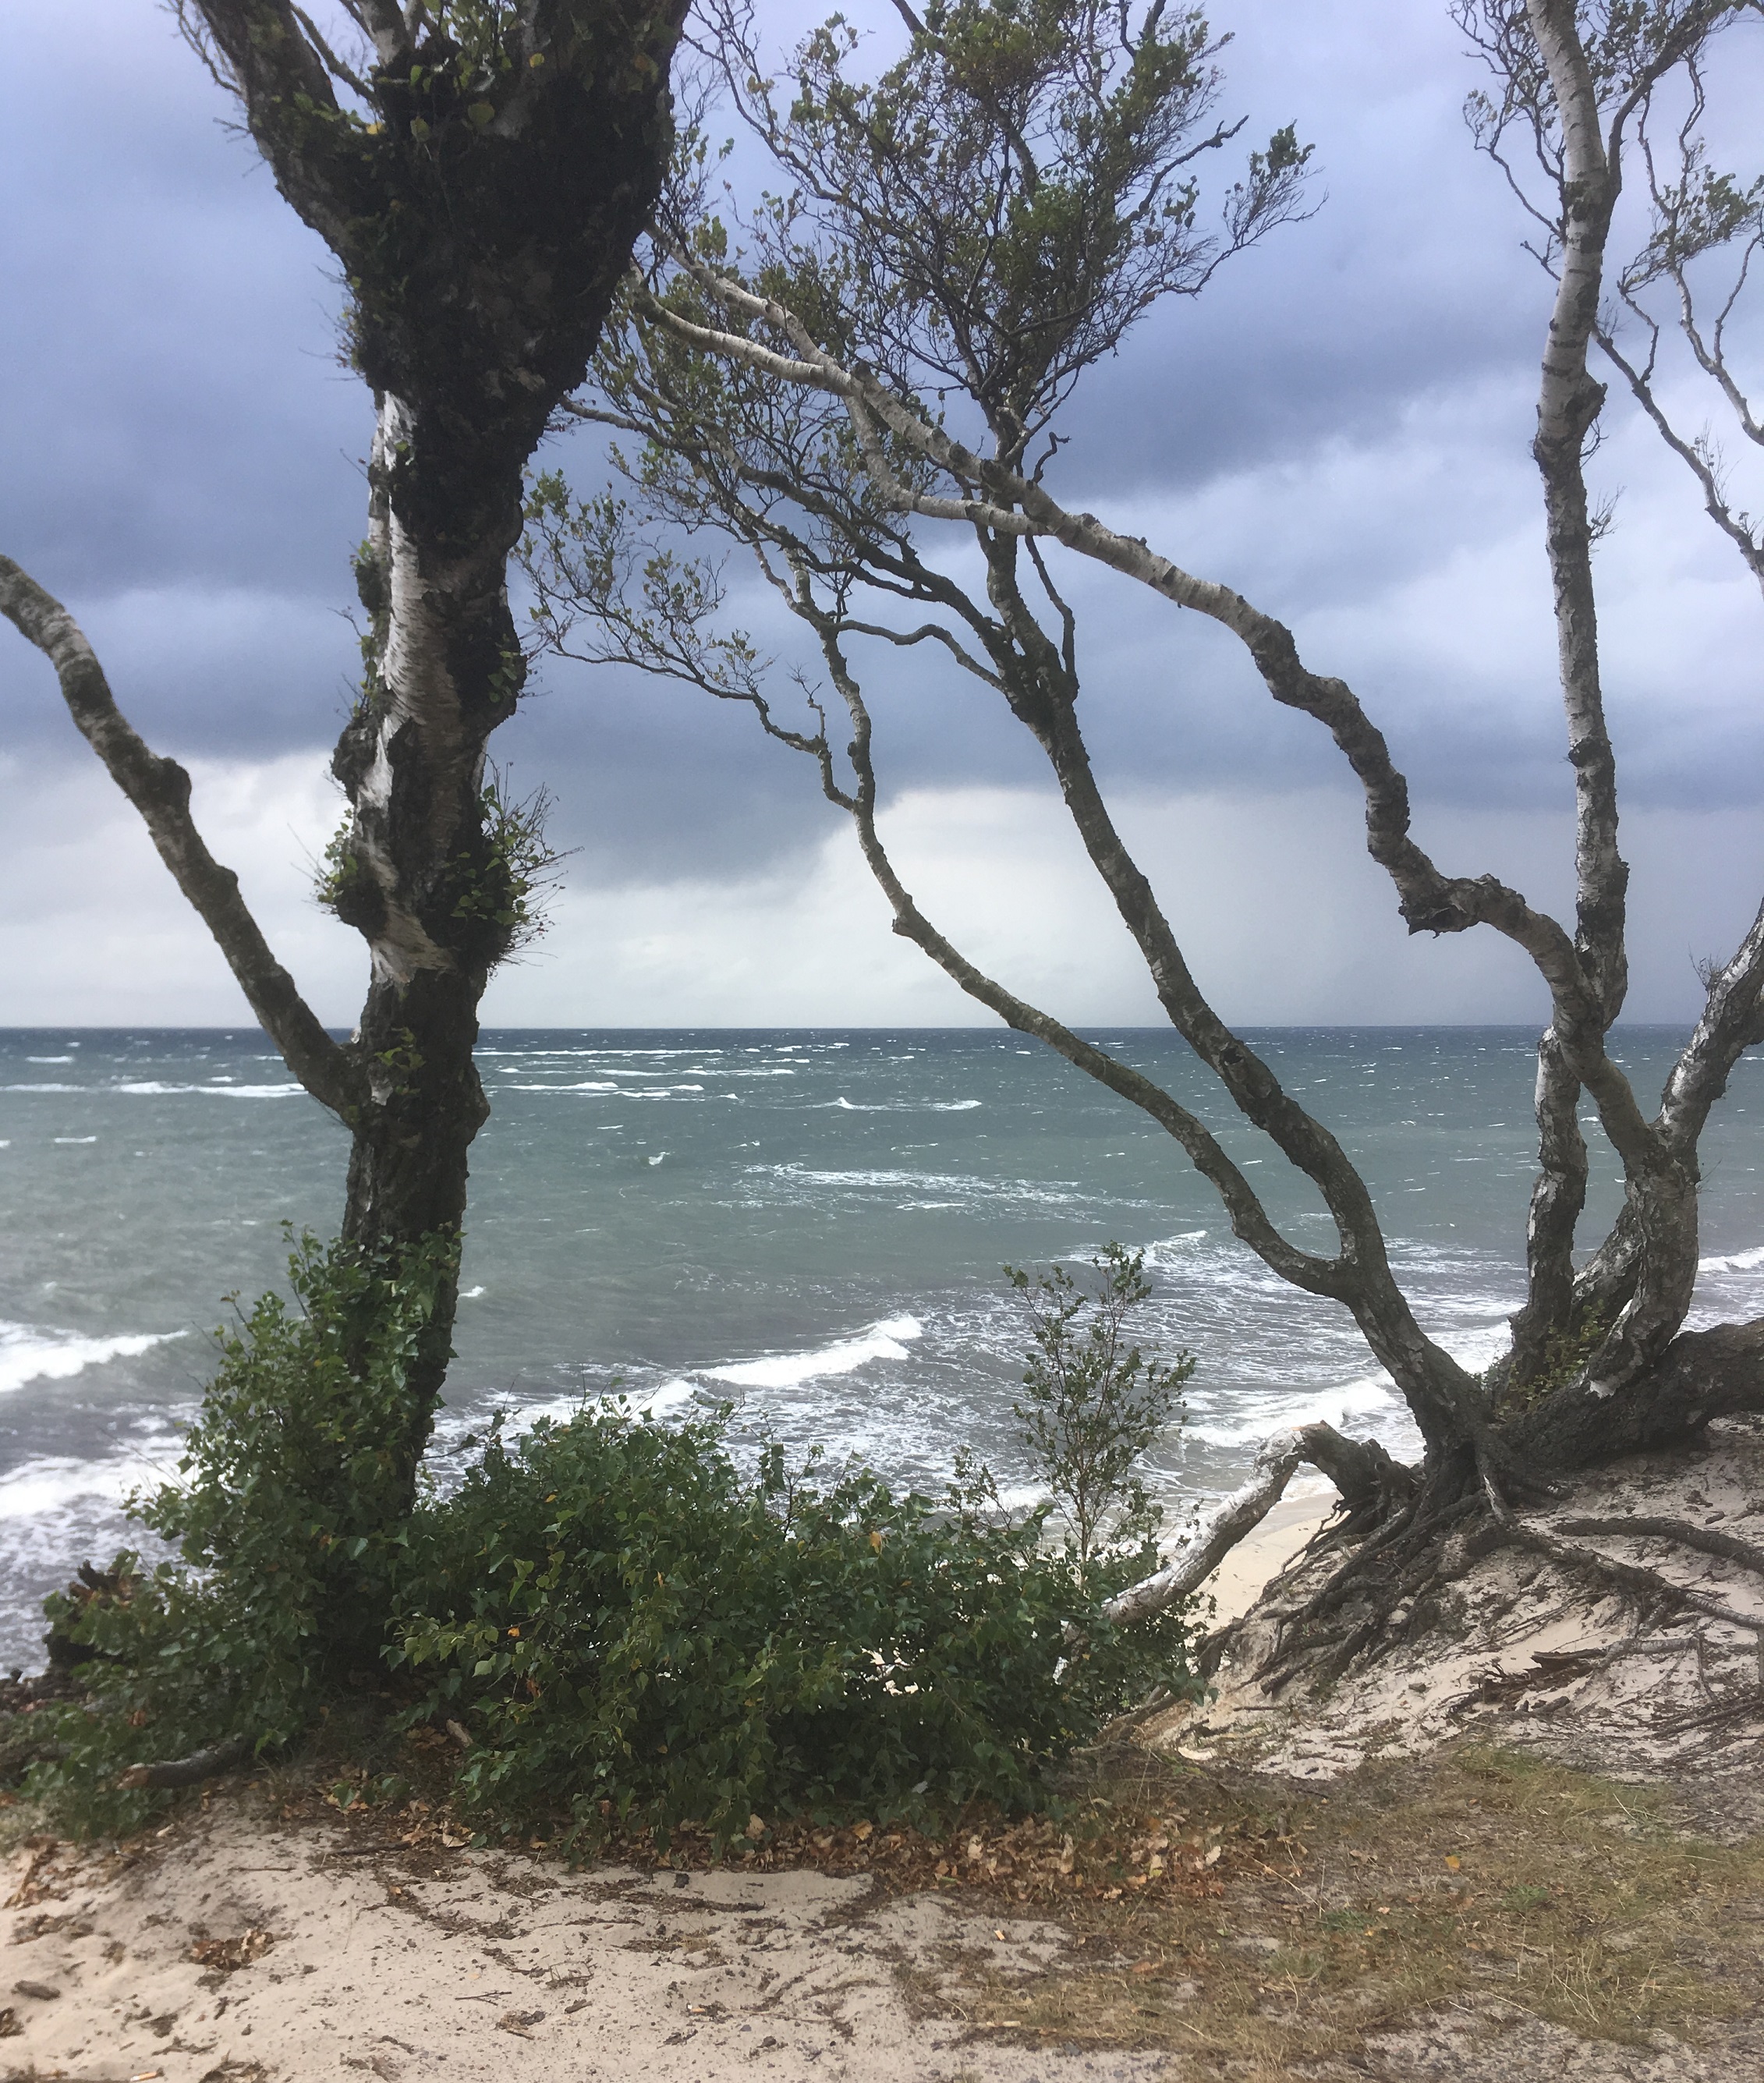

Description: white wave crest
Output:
[1185,1371,1402,1447]
[825,1096,981,1112]
[506,1082,703,1099]
[1141,1231,1210,1266]
[0,1321,187,1396]
[756,1164,1080,1207]
[706,1316,924,1392]
[0,1454,136,1518]
[109,1082,305,1099]
[1699,1244,1764,1275]
[483,1378,700,1438]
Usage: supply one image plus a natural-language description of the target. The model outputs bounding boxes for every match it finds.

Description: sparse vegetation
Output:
[1008,1243,1194,1581]
[884,1742,1762,2071]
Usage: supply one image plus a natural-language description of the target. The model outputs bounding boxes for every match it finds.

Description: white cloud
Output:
[485,782,1756,1029]
[3,749,1755,1032]
[0,753,361,1027]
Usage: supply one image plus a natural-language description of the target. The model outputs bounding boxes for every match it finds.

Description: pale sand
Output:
[1144,1412,1764,1786]
[8,1427,1762,2078]
[0,1488,1340,2082]
[1195,1484,1336,1626]
[0,1812,1172,2083]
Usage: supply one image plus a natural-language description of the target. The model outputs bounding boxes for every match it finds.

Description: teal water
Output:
[1,1026,1760,1670]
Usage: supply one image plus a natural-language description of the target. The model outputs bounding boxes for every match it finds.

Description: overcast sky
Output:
[2,1,1759,1030]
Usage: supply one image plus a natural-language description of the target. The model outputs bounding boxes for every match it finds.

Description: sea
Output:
[2,1025,1760,1673]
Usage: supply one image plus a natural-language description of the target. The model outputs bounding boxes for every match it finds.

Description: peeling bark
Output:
[1100,1424,1413,1629]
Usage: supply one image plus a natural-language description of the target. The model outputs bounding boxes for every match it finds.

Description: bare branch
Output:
[806,616,1344,1302]
[289,4,375,100]
[1100,1423,1414,1628]
[1598,321,1764,589]
[834,617,1006,689]
[0,557,361,1122]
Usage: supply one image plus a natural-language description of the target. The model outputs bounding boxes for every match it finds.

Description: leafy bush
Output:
[27,1234,1196,1843]
[390,1407,1190,1847]
[1008,1243,1195,1581]
[27,1229,455,1835]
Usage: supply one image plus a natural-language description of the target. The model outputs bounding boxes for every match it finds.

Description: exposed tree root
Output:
[1107,1398,1764,1712]
[1100,1422,1410,1631]
[1654,1683,1764,1735]
[1487,1493,1762,1634]
[1555,1514,1764,1577]
[118,1734,249,1791]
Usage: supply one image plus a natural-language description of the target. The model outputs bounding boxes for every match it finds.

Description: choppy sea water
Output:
[2,1026,1760,1672]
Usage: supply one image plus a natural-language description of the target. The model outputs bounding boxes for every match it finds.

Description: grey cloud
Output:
[2,9,364,604]
[2,0,1756,944]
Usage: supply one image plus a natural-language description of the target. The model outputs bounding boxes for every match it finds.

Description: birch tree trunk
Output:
[7,2,690,1502]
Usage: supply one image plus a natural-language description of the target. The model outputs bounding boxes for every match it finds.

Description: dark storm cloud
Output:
[2,0,1757,893]
[2,9,367,604]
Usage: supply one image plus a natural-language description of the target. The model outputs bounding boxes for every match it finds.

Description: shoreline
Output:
[1199,1483,1336,1624]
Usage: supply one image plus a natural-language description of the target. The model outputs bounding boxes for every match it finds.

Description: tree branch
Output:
[1101,1422,1414,1628]
[1522,0,1630,1023]
[642,270,1585,978]
[1659,891,1764,1154]
[800,615,1346,1302]
[119,1733,250,1791]
[1596,319,1764,593]
[1,558,362,1121]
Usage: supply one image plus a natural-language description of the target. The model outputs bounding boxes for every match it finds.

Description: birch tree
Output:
[0,0,688,1504]
[522,0,1764,1684]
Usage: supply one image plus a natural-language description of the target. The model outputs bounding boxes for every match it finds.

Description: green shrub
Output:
[27,1229,455,1835]
[1008,1242,1195,1583]
[390,1406,1191,1847]
[27,1234,1195,1844]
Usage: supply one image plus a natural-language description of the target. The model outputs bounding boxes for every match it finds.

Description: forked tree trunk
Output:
[526,3,1764,1676]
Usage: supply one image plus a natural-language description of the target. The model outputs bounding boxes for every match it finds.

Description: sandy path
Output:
[0,1809,1168,2083]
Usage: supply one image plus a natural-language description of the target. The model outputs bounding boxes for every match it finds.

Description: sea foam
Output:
[0,1322,186,1397]
[706,1316,924,1392]
[1699,1244,1764,1275]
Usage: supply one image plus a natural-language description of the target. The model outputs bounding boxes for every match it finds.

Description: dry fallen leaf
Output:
[1176,1746,1217,1762]
[190,1929,274,1972]
[1443,1854,1462,1872]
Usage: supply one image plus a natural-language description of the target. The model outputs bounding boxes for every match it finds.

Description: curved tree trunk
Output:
[512,0,1764,1684]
